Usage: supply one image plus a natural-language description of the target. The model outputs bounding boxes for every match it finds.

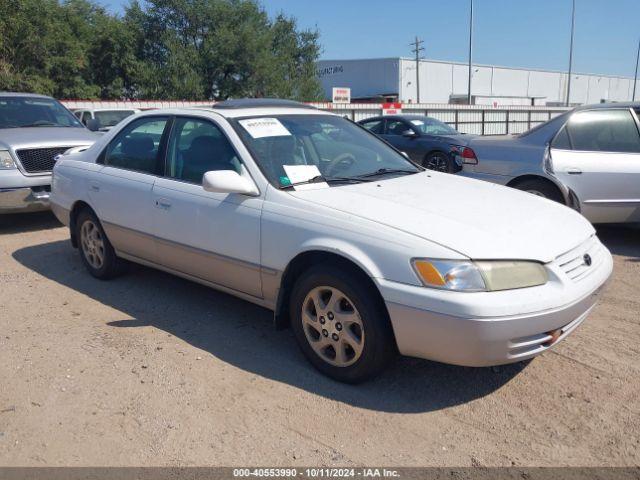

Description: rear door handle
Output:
[567,168,582,175]
[155,198,172,210]
[89,181,100,192]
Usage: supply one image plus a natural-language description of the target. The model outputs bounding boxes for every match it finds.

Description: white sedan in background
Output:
[50,99,612,383]
[458,103,640,224]
[73,108,141,132]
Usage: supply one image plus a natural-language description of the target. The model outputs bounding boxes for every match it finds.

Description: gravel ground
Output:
[0,212,638,467]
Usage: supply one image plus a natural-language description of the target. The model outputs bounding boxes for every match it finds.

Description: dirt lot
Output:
[0,212,638,467]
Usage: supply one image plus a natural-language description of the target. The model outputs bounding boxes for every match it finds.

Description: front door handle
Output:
[89,181,100,192]
[567,168,582,175]
[155,198,172,210]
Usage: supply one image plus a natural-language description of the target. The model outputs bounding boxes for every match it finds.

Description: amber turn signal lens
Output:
[413,260,446,286]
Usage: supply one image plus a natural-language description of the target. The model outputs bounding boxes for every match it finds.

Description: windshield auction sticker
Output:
[239,118,291,138]
[282,165,328,190]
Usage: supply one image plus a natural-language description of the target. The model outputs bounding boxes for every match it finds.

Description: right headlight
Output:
[412,259,548,292]
[0,150,16,169]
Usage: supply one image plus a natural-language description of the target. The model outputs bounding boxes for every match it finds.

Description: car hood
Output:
[290,172,595,262]
[0,127,99,150]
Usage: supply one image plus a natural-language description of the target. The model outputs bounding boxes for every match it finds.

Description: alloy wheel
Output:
[80,220,105,270]
[425,154,449,172]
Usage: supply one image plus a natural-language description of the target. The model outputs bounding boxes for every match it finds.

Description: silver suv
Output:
[0,92,99,213]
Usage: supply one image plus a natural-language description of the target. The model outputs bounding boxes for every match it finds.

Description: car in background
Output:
[73,108,140,132]
[50,99,611,383]
[458,103,640,224]
[0,92,99,214]
[358,115,472,172]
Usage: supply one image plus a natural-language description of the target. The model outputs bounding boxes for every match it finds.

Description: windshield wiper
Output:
[355,168,418,179]
[18,122,61,128]
[279,175,372,190]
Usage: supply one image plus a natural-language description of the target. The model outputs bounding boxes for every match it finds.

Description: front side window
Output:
[81,112,92,125]
[102,117,169,174]
[386,120,413,136]
[0,96,83,129]
[360,119,384,134]
[565,109,640,153]
[234,114,420,187]
[165,117,241,184]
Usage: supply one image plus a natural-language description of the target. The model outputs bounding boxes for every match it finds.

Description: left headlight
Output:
[412,259,548,292]
[0,150,16,169]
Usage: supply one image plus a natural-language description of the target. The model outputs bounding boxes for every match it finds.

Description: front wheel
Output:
[289,265,396,383]
[76,209,126,279]
[423,151,452,173]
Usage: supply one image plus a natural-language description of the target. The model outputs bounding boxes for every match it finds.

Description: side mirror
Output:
[86,119,100,132]
[402,130,418,138]
[202,170,259,196]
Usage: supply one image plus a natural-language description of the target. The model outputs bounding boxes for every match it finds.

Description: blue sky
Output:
[101,0,640,78]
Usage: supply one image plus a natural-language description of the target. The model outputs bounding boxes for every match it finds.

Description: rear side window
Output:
[102,117,169,174]
[565,109,640,153]
[551,126,572,150]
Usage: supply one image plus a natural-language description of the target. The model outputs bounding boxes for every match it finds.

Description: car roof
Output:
[573,102,640,111]
[212,98,316,110]
[358,114,433,122]
[0,92,54,99]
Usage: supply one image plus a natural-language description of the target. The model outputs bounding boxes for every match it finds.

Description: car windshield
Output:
[95,110,136,127]
[0,96,83,129]
[234,114,420,187]
[408,117,458,135]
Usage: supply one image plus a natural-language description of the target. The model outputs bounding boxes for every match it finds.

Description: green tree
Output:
[125,0,324,100]
[0,0,324,101]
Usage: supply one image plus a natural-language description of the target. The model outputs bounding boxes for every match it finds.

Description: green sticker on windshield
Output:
[279,176,292,186]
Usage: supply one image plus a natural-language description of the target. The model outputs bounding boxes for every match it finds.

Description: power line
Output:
[409,36,425,103]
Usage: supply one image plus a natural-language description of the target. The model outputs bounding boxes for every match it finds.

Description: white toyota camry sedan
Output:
[50,99,613,383]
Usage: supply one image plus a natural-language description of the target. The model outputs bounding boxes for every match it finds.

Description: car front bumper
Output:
[0,186,50,213]
[376,241,613,367]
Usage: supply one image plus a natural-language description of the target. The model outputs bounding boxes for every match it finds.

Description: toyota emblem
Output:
[583,254,592,266]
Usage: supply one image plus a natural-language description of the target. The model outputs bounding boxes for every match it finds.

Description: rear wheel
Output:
[76,209,126,279]
[512,179,564,204]
[423,151,451,173]
[289,264,396,383]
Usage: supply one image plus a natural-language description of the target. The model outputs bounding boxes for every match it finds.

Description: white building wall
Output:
[318,57,638,105]
[527,70,563,103]
[316,58,399,100]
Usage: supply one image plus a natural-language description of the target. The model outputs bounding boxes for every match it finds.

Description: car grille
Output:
[555,235,605,283]
[15,147,72,174]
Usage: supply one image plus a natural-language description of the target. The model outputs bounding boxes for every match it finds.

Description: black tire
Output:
[75,208,126,280]
[289,264,396,383]
[423,151,452,173]
[512,179,564,204]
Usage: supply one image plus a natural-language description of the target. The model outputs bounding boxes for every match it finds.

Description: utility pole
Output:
[467,0,473,104]
[410,36,425,103]
[633,37,640,101]
[566,0,576,106]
